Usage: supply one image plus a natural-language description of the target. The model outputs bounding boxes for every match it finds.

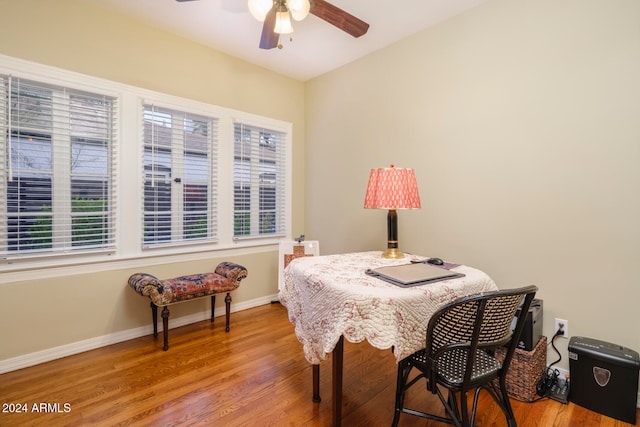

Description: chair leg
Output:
[460,390,471,427]
[447,390,460,420]
[151,302,158,338]
[498,377,517,427]
[470,387,483,427]
[210,295,216,322]
[161,306,170,351]
[481,377,517,427]
[434,388,463,427]
[392,359,415,427]
[225,292,231,332]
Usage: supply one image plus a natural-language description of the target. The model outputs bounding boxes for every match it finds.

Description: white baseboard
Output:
[0,294,279,374]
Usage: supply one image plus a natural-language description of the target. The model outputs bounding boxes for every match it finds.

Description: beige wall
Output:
[1,0,638,376]
[305,0,640,371]
[0,0,305,361]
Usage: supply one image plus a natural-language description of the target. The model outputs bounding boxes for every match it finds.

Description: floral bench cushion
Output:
[128,262,248,307]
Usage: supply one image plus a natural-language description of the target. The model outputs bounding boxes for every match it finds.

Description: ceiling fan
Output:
[175,0,369,50]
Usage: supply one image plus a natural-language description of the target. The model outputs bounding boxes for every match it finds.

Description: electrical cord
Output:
[535,327,565,398]
[548,327,564,368]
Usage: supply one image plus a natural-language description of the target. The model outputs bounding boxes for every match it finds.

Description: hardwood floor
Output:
[1,303,638,426]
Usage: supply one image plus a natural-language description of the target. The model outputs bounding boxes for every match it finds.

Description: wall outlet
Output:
[554,318,569,338]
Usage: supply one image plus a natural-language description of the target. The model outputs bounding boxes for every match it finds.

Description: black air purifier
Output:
[568,336,640,424]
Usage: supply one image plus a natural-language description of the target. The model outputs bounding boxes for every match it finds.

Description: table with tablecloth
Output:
[279,251,499,426]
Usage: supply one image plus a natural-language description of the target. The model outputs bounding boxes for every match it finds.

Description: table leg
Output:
[333,335,344,427]
[312,364,321,402]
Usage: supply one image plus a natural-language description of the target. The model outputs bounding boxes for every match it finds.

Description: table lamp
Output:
[364,165,421,259]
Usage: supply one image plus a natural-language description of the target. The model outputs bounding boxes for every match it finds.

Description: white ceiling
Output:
[87,0,488,81]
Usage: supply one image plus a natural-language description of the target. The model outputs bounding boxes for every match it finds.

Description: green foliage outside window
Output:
[184,216,208,239]
[24,197,108,249]
[71,197,108,245]
[25,206,52,250]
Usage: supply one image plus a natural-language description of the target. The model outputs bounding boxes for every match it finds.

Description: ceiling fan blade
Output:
[259,6,280,50]
[175,0,198,2]
[310,0,369,38]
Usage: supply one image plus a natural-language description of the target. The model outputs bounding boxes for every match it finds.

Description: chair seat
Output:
[410,348,502,387]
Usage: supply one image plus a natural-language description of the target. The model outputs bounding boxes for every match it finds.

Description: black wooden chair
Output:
[391,285,538,427]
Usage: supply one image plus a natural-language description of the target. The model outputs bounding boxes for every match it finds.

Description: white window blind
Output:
[233,121,286,239]
[142,103,217,248]
[0,75,117,259]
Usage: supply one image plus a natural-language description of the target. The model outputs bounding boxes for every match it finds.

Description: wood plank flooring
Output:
[1,303,638,426]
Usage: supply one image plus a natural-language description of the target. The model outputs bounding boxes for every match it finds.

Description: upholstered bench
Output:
[128,262,248,350]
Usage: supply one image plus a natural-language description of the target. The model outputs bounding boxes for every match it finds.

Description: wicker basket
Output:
[494,335,547,401]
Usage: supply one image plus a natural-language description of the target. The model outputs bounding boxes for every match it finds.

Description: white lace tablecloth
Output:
[279,251,498,364]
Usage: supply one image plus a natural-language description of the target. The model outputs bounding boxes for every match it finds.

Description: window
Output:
[0,75,116,259]
[233,122,286,239]
[142,103,217,247]
[0,55,292,273]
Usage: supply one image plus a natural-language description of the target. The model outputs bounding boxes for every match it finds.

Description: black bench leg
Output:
[211,295,216,322]
[225,292,231,332]
[161,306,170,351]
[151,302,158,338]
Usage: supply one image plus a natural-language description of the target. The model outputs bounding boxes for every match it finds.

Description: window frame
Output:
[141,102,219,249]
[233,120,288,241]
[0,54,292,277]
[1,73,118,261]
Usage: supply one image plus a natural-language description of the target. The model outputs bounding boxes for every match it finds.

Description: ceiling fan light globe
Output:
[274,10,294,34]
[287,0,310,21]
[248,0,272,22]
